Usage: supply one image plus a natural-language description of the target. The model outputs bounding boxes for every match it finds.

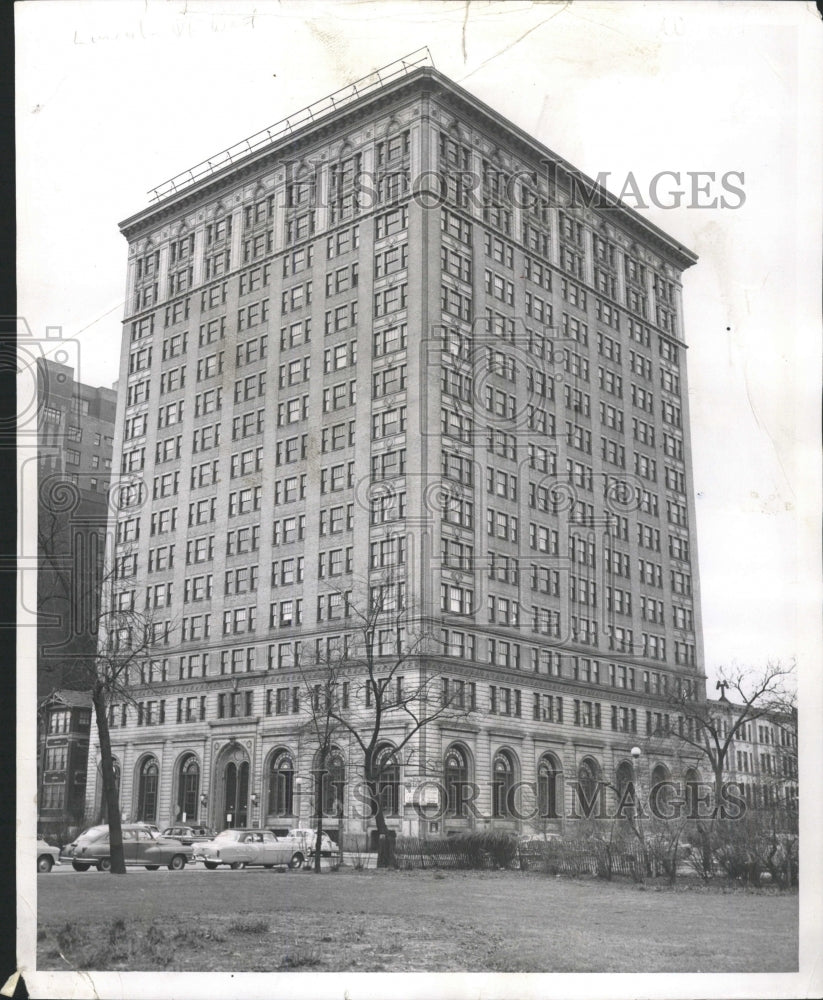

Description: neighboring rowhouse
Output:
[86,55,706,841]
[708,696,798,825]
[37,689,93,837]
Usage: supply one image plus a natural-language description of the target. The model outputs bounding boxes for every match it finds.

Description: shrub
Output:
[682,819,799,889]
[227,917,270,935]
[394,832,520,870]
[278,945,321,969]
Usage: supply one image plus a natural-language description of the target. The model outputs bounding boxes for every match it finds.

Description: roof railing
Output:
[147,47,434,203]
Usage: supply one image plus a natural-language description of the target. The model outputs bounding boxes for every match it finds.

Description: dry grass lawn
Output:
[37,867,798,973]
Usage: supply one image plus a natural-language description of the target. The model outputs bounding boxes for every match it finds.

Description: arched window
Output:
[492,749,516,818]
[684,767,700,818]
[137,757,159,822]
[224,759,250,828]
[375,745,400,817]
[177,754,200,823]
[268,751,294,817]
[444,744,470,817]
[650,763,673,815]
[317,751,345,819]
[615,760,635,817]
[537,754,562,818]
[652,763,669,784]
[616,761,634,794]
[577,757,601,817]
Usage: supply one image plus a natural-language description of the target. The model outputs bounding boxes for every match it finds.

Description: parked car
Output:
[188,824,216,842]
[37,839,61,873]
[195,829,307,870]
[280,828,341,859]
[61,823,193,871]
[161,825,216,846]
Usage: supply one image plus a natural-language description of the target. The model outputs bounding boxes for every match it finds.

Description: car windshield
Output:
[214,830,242,841]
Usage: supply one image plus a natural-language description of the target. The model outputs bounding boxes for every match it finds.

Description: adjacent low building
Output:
[37,689,93,837]
[709,696,798,826]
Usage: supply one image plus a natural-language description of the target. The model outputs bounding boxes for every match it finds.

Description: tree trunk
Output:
[314,758,325,874]
[92,686,126,874]
[369,779,395,868]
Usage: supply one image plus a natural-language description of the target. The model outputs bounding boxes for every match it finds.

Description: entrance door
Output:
[224,760,249,828]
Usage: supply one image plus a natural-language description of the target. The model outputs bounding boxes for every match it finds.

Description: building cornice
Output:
[118,67,697,272]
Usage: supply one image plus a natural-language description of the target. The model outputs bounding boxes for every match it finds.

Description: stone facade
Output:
[85,65,706,842]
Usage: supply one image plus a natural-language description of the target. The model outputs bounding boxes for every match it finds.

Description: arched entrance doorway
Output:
[492,748,518,818]
[216,742,251,829]
[176,753,200,824]
[537,753,562,820]
[444,744,471,818]
[136,756,159,823]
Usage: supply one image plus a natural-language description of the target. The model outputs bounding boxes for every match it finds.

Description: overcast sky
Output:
[16,1,822,685]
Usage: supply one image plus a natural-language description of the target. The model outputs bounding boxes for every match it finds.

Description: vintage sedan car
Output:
[37,839,61,873]
[61,823,193,871]
[161,825,216,846]
[281,828,341,859]
[195,829,307,870]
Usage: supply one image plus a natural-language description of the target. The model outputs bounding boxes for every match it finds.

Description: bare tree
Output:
[295,638,348,872]
[655,660,797,877]
[87,608,166,872]
[303,572,474,865]
[38,491,165,873]
[662,660,796,819]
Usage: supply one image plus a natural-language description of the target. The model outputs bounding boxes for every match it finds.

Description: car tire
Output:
[289,852,304,870]
[145,865,160,871]
[72,861,90,872]
[37,855,54,873]
[168,855,186,871]
[98,858,112,873]
[204,861,218,870]
[229,860,246,870]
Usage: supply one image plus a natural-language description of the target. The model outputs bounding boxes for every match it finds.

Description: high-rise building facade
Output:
[37,358,117,695]
[86,60,705,841]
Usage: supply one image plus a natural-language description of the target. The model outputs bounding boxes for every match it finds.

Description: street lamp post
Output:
[250,791,259,827]
[631,746,647,881]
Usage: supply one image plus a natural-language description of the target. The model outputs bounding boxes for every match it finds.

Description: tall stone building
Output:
[86,57,705,841]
